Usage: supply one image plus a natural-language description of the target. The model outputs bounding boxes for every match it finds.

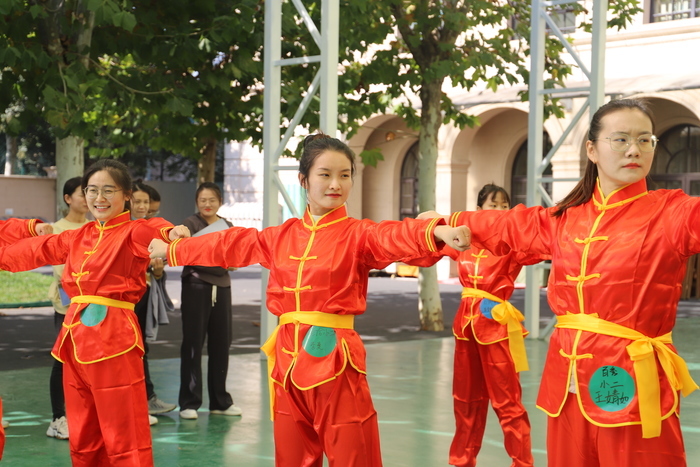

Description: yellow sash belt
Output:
[260,312,355,421]
[71,295,135,311]
[555,313,698,438]
[461,288,529,372]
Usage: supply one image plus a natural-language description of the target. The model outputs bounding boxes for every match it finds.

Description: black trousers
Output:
[50,312,66,420]
[179,278,233,411]
[134,287,155,400]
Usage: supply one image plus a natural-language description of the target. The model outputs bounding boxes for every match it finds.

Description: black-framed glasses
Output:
[84,186,122,200]
[602,132,658,152]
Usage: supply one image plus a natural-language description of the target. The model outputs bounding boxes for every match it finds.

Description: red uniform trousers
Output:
[449,334,533,467]
[62,338,153,467]
[547,396,686,467]
[0,397,5,460]
[273,367,382,467]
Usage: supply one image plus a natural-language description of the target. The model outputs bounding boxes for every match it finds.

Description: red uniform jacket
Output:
[0,212,173,363]
[456,179,700,428]
[445,223,543,344]
[168,205,444,390]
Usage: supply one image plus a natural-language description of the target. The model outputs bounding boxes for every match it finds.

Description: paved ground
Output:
[4,263,700,372]
[0,265,560,372]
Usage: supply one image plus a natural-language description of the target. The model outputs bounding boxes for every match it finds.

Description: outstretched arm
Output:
[0,218,50,246]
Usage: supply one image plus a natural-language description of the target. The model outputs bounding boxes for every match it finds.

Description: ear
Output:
[298,172,307,189]
[586,140,598,164]
[64,194,72,205]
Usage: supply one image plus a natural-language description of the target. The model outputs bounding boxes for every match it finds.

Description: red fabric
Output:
[273,368,381,467]
[0,218,38,245]
[456,179,700,432]
[547,396,685,467]
[449,320,533,467]
[172,205,443,389]
[172,205,443,461]
[0,212,172,362]
[63,338,153,467]
[0,397,4,461]
[448,244,541,343]
[0,212,172,465]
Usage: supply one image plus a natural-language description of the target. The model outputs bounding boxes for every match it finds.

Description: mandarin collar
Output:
[96,211,131,229]
[592,178,648,210]
[302,204,348,228]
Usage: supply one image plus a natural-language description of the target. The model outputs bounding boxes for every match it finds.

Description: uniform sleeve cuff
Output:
[424,217,446,252]
[168,238,183,267]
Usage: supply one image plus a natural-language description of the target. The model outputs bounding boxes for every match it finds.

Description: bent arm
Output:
[451,205,554,258]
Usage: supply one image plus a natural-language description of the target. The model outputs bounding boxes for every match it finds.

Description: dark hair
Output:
[298,133,356,187]
[133,179,161,203]
[196,182,223,203]
[144,183,161,202]
[82,159,133,212]
[62,176,83,203]
[477,183,510,209]
[553,98,656,217]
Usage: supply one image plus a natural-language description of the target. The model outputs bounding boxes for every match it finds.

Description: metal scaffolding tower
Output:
[526,0,608,338]
[261,0,339,344]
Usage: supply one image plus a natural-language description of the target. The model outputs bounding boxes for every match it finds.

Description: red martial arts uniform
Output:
[0,212,173,467]
[456,179,700,467]
[167,205,444,467]
[441,215,542,467]
[0,218,43,460]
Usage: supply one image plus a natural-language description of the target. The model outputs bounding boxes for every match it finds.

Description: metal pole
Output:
[525,0,546,339]
[261,0,283,347]
[589,0,608,114]
[320,0,339,135]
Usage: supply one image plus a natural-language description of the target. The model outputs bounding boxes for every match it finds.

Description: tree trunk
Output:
[417,79,444,331]
[4,135,18,175]
[197,137,217,184]
[56,136,85,219]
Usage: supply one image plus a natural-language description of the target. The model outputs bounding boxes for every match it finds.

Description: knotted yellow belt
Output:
[71,295,135,310]
[260,311,355,420]
[461,288,529,373]
[555,313,698,438]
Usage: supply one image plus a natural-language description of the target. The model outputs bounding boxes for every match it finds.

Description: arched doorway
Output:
[510,133,553,206]
[650,123,700,298]
[649,124,700,194]
[400,142,419,219]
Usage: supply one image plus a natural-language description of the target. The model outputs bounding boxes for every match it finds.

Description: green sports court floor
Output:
[2,328,700,466]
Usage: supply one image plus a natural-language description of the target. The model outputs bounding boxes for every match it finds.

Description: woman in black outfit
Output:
[178,182,241,419]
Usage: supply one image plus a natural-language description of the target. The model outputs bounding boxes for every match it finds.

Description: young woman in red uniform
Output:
[424,98,699,467]
[444,184,541,467]
[0,218,52,460]
[149,134,469,466]
[0,159,189,466]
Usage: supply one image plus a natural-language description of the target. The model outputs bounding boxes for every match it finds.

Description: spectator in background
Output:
[46,177,90,441]
[132,181,177,423]
[177,182,240,420]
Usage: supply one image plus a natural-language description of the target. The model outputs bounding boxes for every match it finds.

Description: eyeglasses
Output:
[84,186,122,200]
[601,132,658,153]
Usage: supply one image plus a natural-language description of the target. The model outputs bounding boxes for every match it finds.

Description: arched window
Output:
[649,124,700,195]
[400,142,419,219]
[510,134,553,206]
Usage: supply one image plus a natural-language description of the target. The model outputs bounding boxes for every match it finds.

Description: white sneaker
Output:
[1,419,8,429]
[149,415,158,426]
[210,404,242,416]
[179,409,198,420]
[46,416,69,440]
